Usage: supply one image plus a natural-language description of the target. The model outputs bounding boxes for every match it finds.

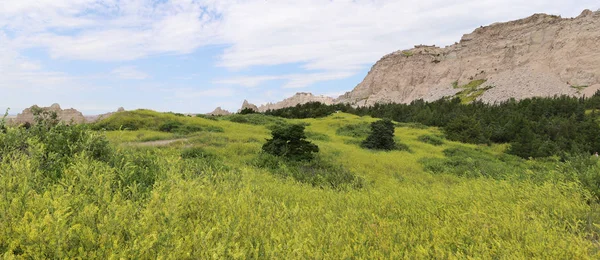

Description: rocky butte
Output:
[206,107,232,116]
[12,104,86,125]
[336,9,600,106]
[257,93,335,112]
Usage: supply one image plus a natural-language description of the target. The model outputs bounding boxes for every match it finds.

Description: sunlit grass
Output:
[2,111,600,258]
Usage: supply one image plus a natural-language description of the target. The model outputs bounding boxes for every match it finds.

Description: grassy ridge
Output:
[1,111,600,258]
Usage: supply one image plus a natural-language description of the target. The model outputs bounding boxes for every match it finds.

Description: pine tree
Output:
[361,119,396,150]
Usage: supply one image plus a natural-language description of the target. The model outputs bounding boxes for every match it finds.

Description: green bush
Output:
[252,153,364,190]
[181,147,215,159]
[225,114,286,126]
[336,122,371,138]
[0,109,113,183]
[444,116,490,144]
[305,131,330,141]
[361,119,396,150]
[262,124,319,161]
[421,147,526,180]
[239,107,257,114]
[418,134,444,146]
[159,121,184,132]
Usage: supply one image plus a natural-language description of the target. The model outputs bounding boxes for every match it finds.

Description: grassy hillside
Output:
[1,110,600,258]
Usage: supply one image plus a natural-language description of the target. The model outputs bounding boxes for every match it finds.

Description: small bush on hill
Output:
[262,124,319,161]
[225,114,286,126]
[421,147,526,180]
[305,131,330,141]
[418,134,445,146]
[239,108,257,114]
[181,147,216,160]
[252,153,364,190]
[361,119,396,150]
[159,121,184,132]
[336,122,371,138]
[0,109,112,182]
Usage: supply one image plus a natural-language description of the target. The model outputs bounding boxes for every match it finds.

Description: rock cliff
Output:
[207,107,232,116]
[337,10,600,106]
[238,100,259,113]
[13,103,86,125]
[258,93,335,112]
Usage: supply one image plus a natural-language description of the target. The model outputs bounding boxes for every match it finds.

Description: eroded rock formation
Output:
[207,107,232,116]
[13,103,86,125]
[257,92,335,112]
[336,10,600,106]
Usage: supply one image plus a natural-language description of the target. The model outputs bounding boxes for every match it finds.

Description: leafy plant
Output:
[262,124,319,161]
[418,134,444,146]
[361,119,396,150]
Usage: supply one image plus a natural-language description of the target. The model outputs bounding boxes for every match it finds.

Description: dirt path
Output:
[128,138,189,147]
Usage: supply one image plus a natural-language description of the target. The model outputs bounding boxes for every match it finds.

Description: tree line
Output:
[264,91,600,159]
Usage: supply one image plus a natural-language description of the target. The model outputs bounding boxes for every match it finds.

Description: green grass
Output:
[2,111,600,258]
[571,85,589,94]
[452,79,493,103]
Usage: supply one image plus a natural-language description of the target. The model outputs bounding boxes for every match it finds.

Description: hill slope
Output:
[333,10,600,106]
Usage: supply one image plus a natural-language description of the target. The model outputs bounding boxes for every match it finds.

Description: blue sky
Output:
[1,0,598,115]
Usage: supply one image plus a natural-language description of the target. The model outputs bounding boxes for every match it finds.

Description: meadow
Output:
[1,110,600,258]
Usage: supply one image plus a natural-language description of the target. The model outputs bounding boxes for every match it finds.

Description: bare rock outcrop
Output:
[238,100,259,113]
[13,103,86,125]
[85,107,126,123]
[207,107,232,116]
[337,10,600,106]
[258,92,335,112]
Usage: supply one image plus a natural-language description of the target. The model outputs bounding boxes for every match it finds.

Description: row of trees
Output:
[264,92,600,158]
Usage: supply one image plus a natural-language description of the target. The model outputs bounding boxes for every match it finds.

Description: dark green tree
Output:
[262,124,319,161]
[361,119,396,150]
[239,107,256,115]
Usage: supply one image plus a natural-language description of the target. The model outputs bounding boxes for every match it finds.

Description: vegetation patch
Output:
[305,131,330,142]
[93,109,224,133]
[262,124,319,161]
[401,50,413,57]
[451,79,492,103]
[571,85,588,94]
[361,119,397,151]
[421,146,527,179]
[418,134,445,146]
[335,122,371,138]
[224,113,286,127]
[252,153,364,190]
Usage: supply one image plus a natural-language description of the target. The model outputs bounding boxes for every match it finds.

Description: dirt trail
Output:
[128,138,189,147]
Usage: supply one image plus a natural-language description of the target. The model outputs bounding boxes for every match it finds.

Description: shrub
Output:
[159,121,184,132]
[336,122,371,138]
[444,116,490,144]
[418,134,444,146]
[181,147,216,159]
[262,124,319,161]
[239,108,256,114]
[361,119,396,150]
[0,109,113,182]
[252,153,364,190]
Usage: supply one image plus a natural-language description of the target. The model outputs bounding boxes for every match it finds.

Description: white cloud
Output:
[215,71,355,89]
[111,66,149,80]
[173,87,235,99]
[1,0,599,113]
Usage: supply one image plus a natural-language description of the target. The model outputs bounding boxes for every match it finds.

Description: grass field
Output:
[2,110,600,258]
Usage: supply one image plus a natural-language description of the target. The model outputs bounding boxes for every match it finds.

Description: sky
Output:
[1,0,598,115]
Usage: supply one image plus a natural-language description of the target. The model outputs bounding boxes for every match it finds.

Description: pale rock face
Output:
[238,100,259,113]
[85,107,126,123]
[337,10,600,106]
[257,92,335,112]
[14,104,86,124]
[207,107,232,116]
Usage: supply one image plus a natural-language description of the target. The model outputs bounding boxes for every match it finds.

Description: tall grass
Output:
[1,111,600,258]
